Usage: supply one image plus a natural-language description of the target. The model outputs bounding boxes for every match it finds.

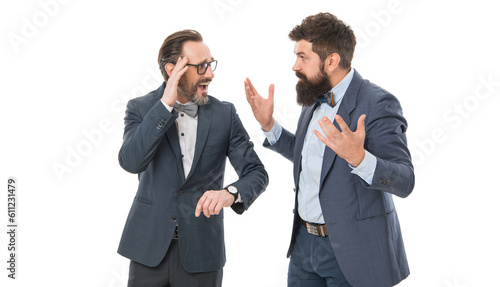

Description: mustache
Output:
[196,79,212,85]
[295,72,307,81]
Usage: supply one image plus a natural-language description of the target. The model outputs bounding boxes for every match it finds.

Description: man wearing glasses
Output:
[117,29,268,287]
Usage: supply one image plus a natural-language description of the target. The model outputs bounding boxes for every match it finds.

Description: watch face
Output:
[228,186,237,194]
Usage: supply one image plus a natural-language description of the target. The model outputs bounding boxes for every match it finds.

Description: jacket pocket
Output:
[203,142,227,155]
[134,195,153,205]
[356,209,395,222]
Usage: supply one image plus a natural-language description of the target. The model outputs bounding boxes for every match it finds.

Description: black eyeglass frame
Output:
[185,60,218,75]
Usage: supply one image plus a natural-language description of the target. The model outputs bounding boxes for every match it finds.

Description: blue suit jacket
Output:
[265,70,414,287]
[118,83,268,272]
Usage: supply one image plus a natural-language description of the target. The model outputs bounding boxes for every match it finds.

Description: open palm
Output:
[244,77,275,132]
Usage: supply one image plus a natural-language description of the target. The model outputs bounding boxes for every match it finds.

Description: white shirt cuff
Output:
[161,100,174,113]
[350,150,377,185]
[263,121,282,145]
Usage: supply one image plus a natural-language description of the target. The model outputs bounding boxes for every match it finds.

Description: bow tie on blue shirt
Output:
[315,92,336,108]
[173,102,198,117]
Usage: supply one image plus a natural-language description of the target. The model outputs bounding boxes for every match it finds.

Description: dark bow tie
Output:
[315,92,336,108]
[173,102,198,117]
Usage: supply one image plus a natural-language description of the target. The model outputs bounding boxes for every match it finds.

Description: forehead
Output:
[182,41,213,63]
[294,40,314,55]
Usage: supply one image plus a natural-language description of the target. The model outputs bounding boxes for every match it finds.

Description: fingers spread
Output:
[268,84,275,100]
[356,114,366,134]
[244,82,252,99]
[313,129,328,145]
[334,115,351,134]
[247,78,259,95]
[319,117,339,138]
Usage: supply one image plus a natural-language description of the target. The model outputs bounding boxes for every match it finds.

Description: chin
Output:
[194,94,210,105]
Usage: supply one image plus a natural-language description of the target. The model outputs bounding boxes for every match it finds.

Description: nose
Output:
[292,59,300,71]
[204,66,215,79]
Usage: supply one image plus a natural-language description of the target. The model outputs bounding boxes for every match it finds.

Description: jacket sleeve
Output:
[263,126,296,162]
[225,104,269,214]
[118,99,176,174]
[363,93,415,198]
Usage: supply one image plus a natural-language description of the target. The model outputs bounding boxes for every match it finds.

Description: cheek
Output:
[303,69,314,80]
[182,73,198,86]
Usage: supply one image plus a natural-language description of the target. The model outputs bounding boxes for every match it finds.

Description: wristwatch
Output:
[225,186,238,202]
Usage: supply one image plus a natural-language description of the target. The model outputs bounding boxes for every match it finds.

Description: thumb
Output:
[357,114,366,134]
[268,84,275,101]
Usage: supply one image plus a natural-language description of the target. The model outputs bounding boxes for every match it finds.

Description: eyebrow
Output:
[199,57,214,64]
[295,52,306,57]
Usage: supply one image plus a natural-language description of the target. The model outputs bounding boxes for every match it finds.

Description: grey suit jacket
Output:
[118,83,268,273]
[265,70,414,287]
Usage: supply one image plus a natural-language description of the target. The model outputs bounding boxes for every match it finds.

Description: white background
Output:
[1,0,499,286]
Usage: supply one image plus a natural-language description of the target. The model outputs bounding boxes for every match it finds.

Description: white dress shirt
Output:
[162,100,243,203]
[264,69,376,223]
[162,101,197,178]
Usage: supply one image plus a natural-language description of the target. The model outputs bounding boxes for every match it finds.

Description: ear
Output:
[325,53,341,72]
[165,63,175,77]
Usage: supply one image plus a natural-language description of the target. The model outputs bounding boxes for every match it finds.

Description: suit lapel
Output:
[184,102,212,182]
[319,70,363,189]
[165,124,185,180]
[293,105,317,185]
[152,83,185,180]
[318,105,348,188]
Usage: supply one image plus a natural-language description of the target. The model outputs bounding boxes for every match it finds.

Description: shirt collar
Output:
[324,68,355,103]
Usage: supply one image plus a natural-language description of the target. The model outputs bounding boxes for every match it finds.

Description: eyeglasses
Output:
[185,60,218,75]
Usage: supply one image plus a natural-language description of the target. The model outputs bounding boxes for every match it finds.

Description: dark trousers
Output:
[288,223,352,287]
[128,239,222,287]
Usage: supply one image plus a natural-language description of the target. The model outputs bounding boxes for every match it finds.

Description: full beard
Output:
[295,69,332,106]
[178,77,210,106]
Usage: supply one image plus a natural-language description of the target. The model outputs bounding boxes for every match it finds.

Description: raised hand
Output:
[161,57,189,107]
[195,189,235,218]
[314,114,367,167]
[244,78,275,132]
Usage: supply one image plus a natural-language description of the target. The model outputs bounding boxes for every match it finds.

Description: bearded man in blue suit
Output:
[118,30,268,287]
[245,13,414,287]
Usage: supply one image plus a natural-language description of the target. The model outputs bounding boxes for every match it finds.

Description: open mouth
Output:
[198,81,210,93]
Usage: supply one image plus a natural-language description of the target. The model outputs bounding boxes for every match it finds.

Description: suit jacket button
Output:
[172,216,177,221]
[379,178,384,184]
[179,190,184,194]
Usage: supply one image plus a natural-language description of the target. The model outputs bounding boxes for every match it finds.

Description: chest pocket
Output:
[202,142,227,155]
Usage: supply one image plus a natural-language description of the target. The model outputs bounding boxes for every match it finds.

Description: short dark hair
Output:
[158,29,203,81]
[289,13,356,69]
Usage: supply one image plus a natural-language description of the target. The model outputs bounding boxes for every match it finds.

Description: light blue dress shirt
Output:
[265,69,377,223]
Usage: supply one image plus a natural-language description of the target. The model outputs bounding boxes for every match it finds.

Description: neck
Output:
[176,92,190,104]
[329,68,350,89]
